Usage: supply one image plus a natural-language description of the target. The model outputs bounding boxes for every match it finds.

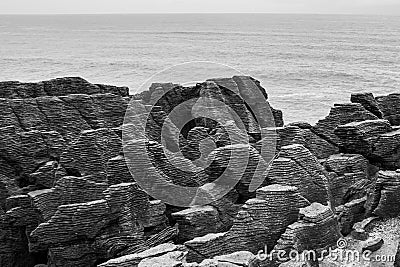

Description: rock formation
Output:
[0,77,399,267]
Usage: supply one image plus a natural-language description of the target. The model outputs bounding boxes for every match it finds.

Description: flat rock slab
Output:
[361,237,384,252]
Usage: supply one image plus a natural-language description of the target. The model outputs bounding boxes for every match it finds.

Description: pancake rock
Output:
[1,76,400,267]
[28,161,59,188]
[106,155,135,185]
[0,77,129,99]
[98,243,186,267]
[273,203,341,265]
[351,93,383,119]
[29,182,153,266]
[334,119,392,156]
[366,170,400,218]
[0,174,19,210]
[313,103,378,146]
[28,176,108,221]
[59,128,122,181]
[0,126,66,187]
[184,185,308,263]
[171,206,224,243]
[279,123,339,159]
[334,119,400,169]
[324,154,370,205]
[139,76,283,135]
[266,144,329,204]
[376,93,400,125]
[205,144,269,200]
[336,197,367,235]
[372,128,400,170]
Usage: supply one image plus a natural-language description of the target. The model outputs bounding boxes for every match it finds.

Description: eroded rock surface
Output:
[0,77,399,267]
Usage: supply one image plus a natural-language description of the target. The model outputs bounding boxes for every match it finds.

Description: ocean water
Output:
[0,14,399,123]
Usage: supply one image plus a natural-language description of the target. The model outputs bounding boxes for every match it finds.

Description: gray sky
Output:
[1,0,400,15]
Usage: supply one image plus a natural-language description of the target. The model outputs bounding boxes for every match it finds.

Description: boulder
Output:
[98,243,186,267]
[376,93,400,125]
[313,103,378,146]
[334,119,392,155]
[324,154,370,205]
[351,93,383,119]
[273,203,341,265]
[172,206,224,242]
[185,185,307,263]
[366,170,400,217]
[266,144,328,204]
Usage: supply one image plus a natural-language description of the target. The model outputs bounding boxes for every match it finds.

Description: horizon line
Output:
[0,12,399,16]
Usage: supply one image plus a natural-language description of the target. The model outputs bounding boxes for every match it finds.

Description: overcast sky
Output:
[1,0,400,15]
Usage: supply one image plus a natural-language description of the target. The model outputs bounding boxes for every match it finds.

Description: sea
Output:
[0,14,399,123]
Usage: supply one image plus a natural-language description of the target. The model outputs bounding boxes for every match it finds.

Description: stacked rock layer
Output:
[0,78,399,267]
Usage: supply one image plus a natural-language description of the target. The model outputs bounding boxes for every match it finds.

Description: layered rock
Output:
[376,93,400,125]
[336,197,366,235]
[334,119,400,169]
[372,129,400,169]
[266,144,329,204]
[58,128,122,181]
[278,124,339,159]
[0,126,66,187]
[0,77,129,99]
[140,76,284,134]
[29,182,152,266]
[324,154,370,205]
[1,76,400,267]
[184,185,308,263]
[313,103,378,146]
[351,93,383,119]
[171,206,224,242]
[366,170,400,218]
[273,203,341,264]
[334,119,392,155]
[98,243,186,267]
[205,144,269,200]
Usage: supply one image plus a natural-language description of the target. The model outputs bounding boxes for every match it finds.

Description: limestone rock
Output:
[213,251,255,266]
[30,199,110,248]
[266,144,328,204]
[274,203,341,257]
[0,77,128,98]
[376,93,400,125]
[48,243,99,267]
[172,206,224,242]
[138,250,186,267]
[0,174,19,210]
[324,154,370,205]
[29,161,58,188]
[185,185,306,263]
[59,128,122,181]
[206,144,269,200]
[366,170,400,217]
[334,119,392,155]
[36,96,92,143]
[98,243,186,267]
[313,103,378,146]
[372,129,400,169]
[336,197,366,235]
[0,126,66,187]
[143,200,167,228]
[351,93,383,119]
[361,237,384,252]
[259,125,339,159]
[106,155,135,185]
